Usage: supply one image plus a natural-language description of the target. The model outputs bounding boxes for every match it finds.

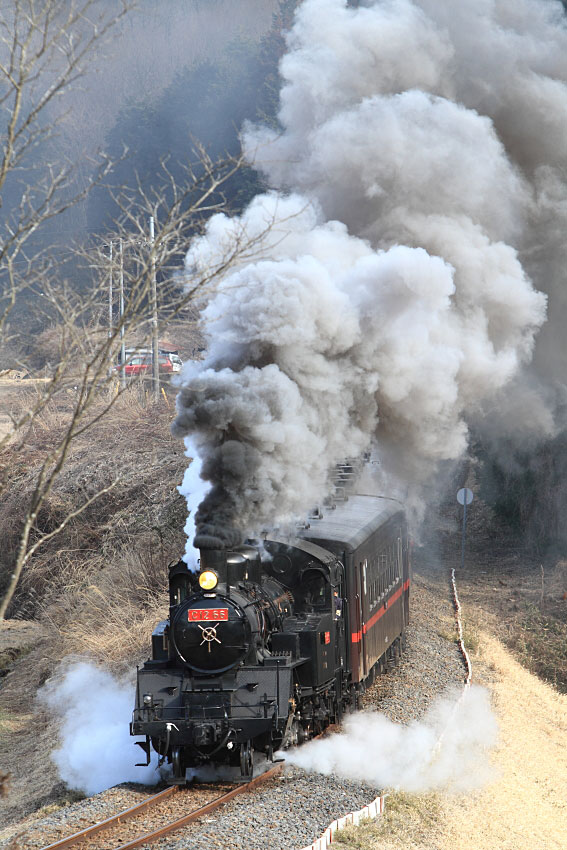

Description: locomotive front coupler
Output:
[189,728,235,760]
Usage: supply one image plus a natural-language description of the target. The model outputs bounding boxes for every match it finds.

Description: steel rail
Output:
[38,763,284,850]
[39,725,336,850]
[40,786,178,850]
[112,763,284,850]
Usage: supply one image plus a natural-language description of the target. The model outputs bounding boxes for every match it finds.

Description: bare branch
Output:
[0,477,120,620]
[0,4,285,619]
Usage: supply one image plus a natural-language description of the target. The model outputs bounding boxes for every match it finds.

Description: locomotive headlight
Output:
[143,693,153,707]
[199,570,218,590]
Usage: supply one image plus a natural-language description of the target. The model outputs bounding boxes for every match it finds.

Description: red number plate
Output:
[188,608,229,622]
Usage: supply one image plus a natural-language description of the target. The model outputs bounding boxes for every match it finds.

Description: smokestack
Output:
[198,548,226,573]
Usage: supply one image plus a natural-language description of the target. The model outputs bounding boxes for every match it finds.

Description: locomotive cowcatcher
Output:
[130,493,410,781]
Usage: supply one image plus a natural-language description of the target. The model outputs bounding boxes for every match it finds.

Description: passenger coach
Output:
[300,494,410,698]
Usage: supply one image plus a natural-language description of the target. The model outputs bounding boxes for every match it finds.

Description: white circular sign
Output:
[457,488,474,506]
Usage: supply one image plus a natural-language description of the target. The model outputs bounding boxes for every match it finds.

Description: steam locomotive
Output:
[130,487,410,781]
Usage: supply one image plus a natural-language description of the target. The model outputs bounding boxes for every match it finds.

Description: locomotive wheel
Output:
[282,718,301,749]
[172,747,185,782]
[393,637,402,665]
[348,688,359,712]
[240,740,253,778]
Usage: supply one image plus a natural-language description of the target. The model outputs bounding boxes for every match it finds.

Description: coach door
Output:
[333,564,346,672]
[359,558,368,679]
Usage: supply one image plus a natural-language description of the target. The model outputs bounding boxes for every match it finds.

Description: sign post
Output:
[456,488,474,571]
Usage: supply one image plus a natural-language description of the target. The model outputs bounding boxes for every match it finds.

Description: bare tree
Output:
[0,0,133,335]
[0,139,283,618]
[2,153,285,627]
[0,1,287,620]
[0,1,138,618]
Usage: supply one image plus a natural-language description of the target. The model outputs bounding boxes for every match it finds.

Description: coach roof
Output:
[301,494,404,553]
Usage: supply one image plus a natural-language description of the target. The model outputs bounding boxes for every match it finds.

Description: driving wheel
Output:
[239,740,253,778]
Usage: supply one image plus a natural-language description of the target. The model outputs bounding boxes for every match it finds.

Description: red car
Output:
[121,354,175,377]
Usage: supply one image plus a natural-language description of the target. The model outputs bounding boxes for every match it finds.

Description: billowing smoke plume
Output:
[40,662,159,795]
[174,0,567,548]
[283,686,497,792]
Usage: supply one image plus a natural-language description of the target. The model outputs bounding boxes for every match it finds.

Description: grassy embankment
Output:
[0,380,188,668]
[0,379,190,820]
[333,625,567,850]
[331,509,567,850]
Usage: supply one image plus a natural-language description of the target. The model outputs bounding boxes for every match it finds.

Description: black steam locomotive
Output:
[131,491,410,781]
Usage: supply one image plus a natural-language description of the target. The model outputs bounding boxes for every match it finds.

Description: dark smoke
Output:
[175,0,567,558]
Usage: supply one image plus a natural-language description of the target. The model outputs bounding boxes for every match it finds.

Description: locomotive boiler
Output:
[131,493,410,781]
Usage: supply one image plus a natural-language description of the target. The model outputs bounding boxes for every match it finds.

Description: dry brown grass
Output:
[0,380,188,715]
[1,384,187,620]
[439,629,567,850]
[333,625,567,850]
[0,383,189,824]
[507,603,567,692]
[39,542,170,672]
[456,554,567,694]
[333,792,444,849]
[48,588,168,670]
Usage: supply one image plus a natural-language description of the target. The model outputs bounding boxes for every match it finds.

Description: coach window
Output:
[373,558,378,604]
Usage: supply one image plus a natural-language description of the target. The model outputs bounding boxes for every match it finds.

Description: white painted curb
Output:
[297,794,386,850]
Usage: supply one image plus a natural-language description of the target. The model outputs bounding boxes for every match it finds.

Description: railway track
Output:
[39,764,283,850]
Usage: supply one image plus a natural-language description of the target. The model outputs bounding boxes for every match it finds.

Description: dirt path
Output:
[437,629,567,850]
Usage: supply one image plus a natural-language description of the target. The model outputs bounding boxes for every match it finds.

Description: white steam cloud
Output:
[178,439,212,568]
[283,686,498,792]
[40,662,159,795]
[174,0,567,545]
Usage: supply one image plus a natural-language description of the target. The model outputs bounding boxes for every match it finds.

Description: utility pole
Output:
[149,216,160,402]
[108,240,113,337]
[108,240,114,379]
[119,238,126,390]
